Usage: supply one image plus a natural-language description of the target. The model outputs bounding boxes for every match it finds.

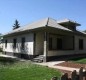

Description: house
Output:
[3,18,86,62]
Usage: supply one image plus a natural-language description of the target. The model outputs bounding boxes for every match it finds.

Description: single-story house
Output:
[3,17,86,62]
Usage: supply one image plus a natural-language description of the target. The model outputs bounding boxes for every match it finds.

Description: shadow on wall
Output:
[9,40,32,54]
[13,43,32,59]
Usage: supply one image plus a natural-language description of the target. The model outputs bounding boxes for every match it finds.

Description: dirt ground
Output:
[55,61,86,78]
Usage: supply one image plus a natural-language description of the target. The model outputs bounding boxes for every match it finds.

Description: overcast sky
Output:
[0,0,86,34]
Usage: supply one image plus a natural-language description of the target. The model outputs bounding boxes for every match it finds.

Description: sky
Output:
[0,0,86,34]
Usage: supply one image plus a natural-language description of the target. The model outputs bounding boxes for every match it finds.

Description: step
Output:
[32,55,44,63]
[32,59,43,63]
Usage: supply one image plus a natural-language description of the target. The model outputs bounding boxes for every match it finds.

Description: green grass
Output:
[0,60,61,80]
[70,58,86,64]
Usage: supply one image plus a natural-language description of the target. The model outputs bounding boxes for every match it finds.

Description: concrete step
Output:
[32,55,44,63]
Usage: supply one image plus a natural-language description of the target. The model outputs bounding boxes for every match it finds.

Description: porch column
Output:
[43,32,48,62]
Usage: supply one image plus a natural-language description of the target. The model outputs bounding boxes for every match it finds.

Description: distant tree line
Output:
[83,30,86,33]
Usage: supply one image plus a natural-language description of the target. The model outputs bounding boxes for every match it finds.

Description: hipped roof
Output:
[4,18,72,36]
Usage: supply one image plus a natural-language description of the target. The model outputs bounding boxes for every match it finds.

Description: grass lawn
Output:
[0,59,61,80]
[70,58,86,64]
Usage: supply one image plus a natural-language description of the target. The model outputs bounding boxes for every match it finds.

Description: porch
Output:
[34,29,75,62]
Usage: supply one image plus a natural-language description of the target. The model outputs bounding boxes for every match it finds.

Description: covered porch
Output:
[34,27,75,62]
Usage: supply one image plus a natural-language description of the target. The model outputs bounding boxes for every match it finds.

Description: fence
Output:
[51,67,86,80]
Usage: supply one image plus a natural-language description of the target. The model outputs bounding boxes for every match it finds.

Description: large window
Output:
[21,37,25,49]
[49,38,62,50]
[49,34,74,50]
[5,40,7,48]
[13,39,17,49]
[79,39,83,50]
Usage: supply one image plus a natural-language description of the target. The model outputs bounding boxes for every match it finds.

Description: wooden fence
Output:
[51,67,86,80]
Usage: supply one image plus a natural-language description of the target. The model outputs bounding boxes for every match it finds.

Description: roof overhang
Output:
[57,19,81,26]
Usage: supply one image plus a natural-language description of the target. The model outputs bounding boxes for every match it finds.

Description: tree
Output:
[83,30,86,33]
[13,20,20,30]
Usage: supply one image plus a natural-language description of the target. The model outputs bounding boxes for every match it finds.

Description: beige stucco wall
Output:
[48,50,75,56]
[3,31,86,57]
[35,32,44,55]
[3,33,34,55]
[48,35,86,56]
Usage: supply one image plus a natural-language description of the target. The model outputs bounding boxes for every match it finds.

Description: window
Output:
[57,38,62,50]
[49,37,52,50]
[21,37,25,49]
[49,37,62,50]
[49,35,74,50]
[5,40,7,48]
[79,39,83,50]
[13,39,17,49]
